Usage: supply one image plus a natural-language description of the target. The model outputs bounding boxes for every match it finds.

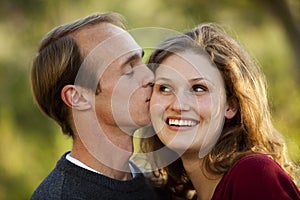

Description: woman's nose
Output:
[170,92,191,112]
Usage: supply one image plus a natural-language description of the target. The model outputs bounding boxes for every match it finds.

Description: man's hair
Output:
[31,12,126,137]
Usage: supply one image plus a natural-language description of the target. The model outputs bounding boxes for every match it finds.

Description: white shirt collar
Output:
[66,153,138,178]
[66,153,101,174]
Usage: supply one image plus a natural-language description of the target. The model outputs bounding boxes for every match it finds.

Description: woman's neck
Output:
[181,153,223,200]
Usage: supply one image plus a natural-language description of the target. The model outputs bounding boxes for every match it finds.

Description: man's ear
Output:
[61,85,92,111]
[225,97,238,119]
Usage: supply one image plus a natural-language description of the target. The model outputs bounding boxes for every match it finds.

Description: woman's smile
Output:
[166,117,200,131]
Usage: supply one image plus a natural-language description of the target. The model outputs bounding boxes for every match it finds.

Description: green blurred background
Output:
[0,0,299,199]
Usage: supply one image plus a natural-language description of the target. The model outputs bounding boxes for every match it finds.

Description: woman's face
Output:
[150,50,235,157]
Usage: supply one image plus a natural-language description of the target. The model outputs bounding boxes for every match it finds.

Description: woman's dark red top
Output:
[212,154,300,200]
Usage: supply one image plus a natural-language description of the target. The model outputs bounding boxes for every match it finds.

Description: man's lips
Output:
[166,117,199,127]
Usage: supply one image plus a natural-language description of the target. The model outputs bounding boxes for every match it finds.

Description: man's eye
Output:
[125,64,134,76]
[192,84,206,92]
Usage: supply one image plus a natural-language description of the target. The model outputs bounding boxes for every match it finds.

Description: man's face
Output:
[74,23,154,134]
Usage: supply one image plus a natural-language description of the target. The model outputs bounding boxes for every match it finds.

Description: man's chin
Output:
[135,119,151,128]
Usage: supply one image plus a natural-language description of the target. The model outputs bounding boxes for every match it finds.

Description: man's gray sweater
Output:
[30,152,161,200]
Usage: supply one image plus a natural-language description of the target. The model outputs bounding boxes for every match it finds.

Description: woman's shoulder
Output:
[231,153,281,174]
[225,153,291,185]
[212,154,300,200]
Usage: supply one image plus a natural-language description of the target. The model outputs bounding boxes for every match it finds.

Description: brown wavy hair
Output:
[140,23,299,199]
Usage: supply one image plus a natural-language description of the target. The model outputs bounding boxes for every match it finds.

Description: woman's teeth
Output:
[167,118,198,127]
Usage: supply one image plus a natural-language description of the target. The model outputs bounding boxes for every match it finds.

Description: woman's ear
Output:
[225,97,238,119]
[61,85,92,111]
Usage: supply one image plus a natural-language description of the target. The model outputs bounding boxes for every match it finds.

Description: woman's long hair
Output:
[140,23,299,199]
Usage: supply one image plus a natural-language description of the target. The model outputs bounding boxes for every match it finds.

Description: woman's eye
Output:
[192,84,206,93]
[159,84,172,93]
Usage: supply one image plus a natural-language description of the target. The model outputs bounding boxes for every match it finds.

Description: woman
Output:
[140,23,300,200]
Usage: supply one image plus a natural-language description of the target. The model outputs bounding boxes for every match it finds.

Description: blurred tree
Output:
[258,0,300,83]
[161,0,300,83]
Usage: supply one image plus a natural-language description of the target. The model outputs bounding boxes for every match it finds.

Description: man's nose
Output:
[141,64,154,87]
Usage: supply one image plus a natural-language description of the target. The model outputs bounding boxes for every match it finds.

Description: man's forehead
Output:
[76,23,141,85]
[83,31,141,67]
[72,23,136,56]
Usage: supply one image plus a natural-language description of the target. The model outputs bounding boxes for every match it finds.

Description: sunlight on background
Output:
[0,0,299,199]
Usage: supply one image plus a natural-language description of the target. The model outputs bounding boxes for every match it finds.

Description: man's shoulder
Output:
[30,165,65,199]
[30,153,70,200]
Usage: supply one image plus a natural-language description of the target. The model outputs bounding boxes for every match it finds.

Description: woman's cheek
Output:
[150,94,168,115]
[150,96,167,133]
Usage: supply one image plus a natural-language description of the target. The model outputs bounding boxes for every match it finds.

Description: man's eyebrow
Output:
[123,50,144,66]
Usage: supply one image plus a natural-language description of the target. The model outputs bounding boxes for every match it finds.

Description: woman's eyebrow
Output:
[189,77,214,84]
[155,77,172,82]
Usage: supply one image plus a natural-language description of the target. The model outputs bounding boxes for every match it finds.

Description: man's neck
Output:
[70,134,134,181]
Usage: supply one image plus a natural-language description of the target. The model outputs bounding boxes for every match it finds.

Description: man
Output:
[30,12,159,199]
